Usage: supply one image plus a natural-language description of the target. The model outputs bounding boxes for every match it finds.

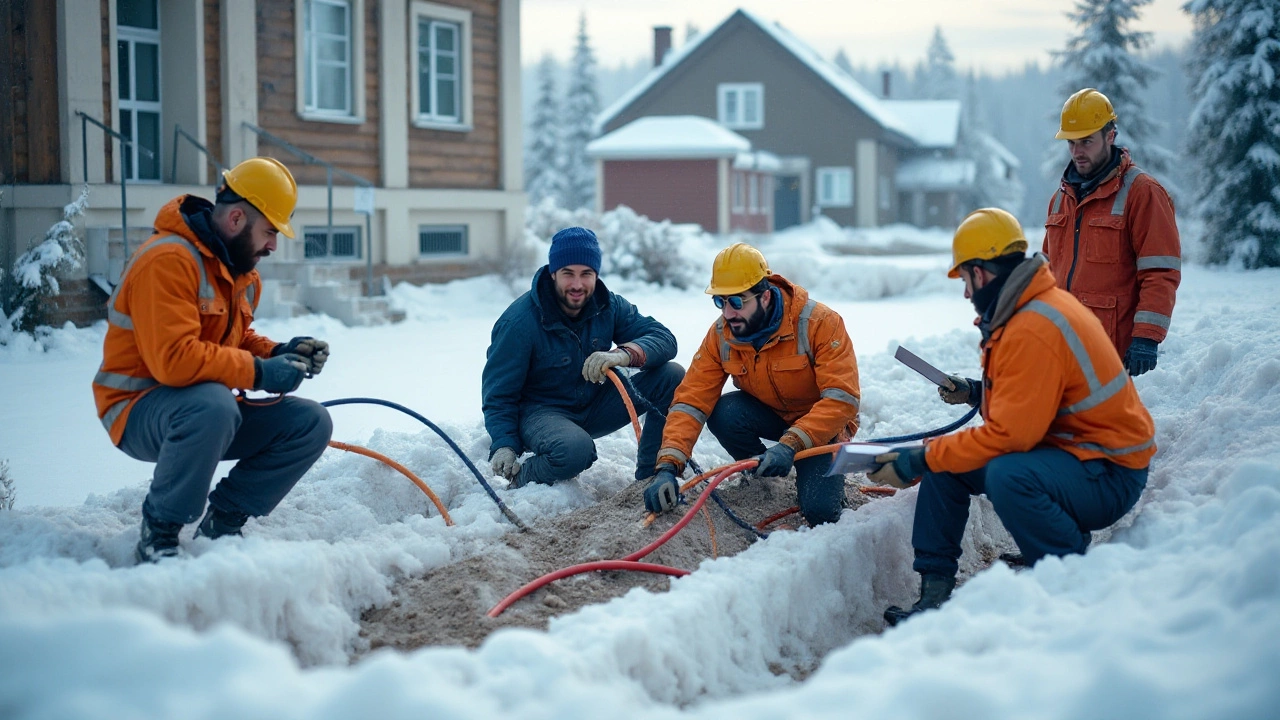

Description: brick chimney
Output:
[882,71,891,98]
[654,26,672,67]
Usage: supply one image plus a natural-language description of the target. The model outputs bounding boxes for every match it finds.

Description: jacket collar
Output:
[981,253,1054,341]
[152,195,241,286]
[722,274,807,350]
[1061,148,1133,203]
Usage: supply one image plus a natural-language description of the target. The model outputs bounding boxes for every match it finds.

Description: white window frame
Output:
[732,172,745,212]
[748,174,759,213]
[117,4,162,182]
[878,175,892,211]
[816,167,854,208]
[717,83,763,130]
[411,1,473,131]
[295,0,367,124]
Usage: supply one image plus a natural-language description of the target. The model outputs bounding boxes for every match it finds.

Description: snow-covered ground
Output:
[1,223,1278,718]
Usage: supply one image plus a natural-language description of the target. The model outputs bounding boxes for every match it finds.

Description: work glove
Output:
[273,336,330,376]
[1124,337,1158,377]
[582,349,630,384]
[868,446,928,489]
[753,442,797,478]
[939,375,981,407]
[253,354,308,394]
[643,465,681,514]
[490,447,521,481]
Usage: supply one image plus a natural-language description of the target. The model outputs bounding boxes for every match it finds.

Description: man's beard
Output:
[728,301,768,336]
[556,284,592,314]
[225,224,262,276]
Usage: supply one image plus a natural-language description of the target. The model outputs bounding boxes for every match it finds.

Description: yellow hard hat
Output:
[221,157,298,238]
[949,208,1028,278]
[1055,88,1117,140]
[707,243,770,295]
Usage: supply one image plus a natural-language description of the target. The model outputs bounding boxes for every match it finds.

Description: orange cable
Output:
[328,440,455,526]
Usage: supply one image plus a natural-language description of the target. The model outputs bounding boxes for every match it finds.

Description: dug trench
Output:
[356,473,874,655]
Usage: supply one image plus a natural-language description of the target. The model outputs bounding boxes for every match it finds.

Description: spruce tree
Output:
[1184,0,1280,266]
[1049,0,1175,182]
[914,27,959,100]
[562,12,600,211]
[525,54,565,207]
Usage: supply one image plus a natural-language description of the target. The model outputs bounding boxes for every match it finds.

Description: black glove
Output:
[273,336,330,376]
[254,354,308,394]
[753,442,797,478]
[939,375,981,407]
[643,466,680,514]
[867,446,928,489]
[1124,337,1158,377]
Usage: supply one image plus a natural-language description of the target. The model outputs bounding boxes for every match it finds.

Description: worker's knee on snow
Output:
[983,455,1030,506]
[192,383,242,431]
[706,393,761,441]
[292,399,334,448]
[543,433,597,478]
[645,361,685,403]
[800,501,841,527]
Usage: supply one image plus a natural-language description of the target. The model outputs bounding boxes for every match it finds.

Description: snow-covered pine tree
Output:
[525,53,565,207]
[562,12,600,212]
[1046,0,1175,183]
[913,27,959,100]
[959,71,1026,216]
[1184,0,1280,267]
[1,187,89,338]
[833,48,855,77]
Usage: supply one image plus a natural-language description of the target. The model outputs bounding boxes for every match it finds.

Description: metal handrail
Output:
[171,125,226,186]
[242,122,375,297]
[77,111,155,262]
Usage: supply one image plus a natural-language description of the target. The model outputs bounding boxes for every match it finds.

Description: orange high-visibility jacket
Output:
[656,276,861,471]
[926,258,1156,474]
[1044,151,1180,355]
[92,196,278,444]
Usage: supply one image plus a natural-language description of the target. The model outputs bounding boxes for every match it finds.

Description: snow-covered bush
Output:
[1,188,89,338]
[523,198,694,288]
[0,460,15,511]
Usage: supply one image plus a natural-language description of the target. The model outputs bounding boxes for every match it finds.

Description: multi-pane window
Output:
[419,225,468,256]
[417,18,462,123]
[718,83,763,130]
[749,175,759,213]
[304,0,353,116]
[117,0,161,181]
[817,167,854,207]
[304,226,362,259]
[732,173,745,212]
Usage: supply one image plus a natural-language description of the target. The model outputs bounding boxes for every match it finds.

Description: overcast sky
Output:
[520,0,1194,71]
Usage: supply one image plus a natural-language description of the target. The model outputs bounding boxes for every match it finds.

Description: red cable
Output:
[485,560,690,618]
[622,460,756,562]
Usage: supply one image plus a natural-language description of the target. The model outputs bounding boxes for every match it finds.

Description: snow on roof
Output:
[882,100,962,148]
[896,156,977,192]
[586,115,751,159]
[978,130,1022,169]
[594,10,912,140]
[733,150,782,173]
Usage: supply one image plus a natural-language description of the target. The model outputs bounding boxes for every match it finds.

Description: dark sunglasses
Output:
[712,292,758,310]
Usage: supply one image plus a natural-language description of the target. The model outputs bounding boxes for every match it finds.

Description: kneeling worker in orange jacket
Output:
[93,157,333,563]
[643,244,861,526]
[869,208,1154,626]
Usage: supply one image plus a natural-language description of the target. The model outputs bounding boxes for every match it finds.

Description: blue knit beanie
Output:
[548,227,602,273]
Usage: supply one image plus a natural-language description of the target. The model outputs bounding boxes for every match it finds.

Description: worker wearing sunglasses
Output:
[644,243,862,527]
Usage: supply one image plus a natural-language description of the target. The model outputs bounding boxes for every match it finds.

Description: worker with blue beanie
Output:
[482,226,685,487]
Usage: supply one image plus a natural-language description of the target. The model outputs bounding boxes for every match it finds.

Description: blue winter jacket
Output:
[482,266,677,456]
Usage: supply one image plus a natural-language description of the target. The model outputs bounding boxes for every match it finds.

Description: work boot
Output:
[999,552,1031,570]
[135,507,186,564]
[194,504,248,540]
[883,573,957,627]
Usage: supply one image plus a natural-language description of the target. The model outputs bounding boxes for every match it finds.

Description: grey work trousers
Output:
[118,383,333,525]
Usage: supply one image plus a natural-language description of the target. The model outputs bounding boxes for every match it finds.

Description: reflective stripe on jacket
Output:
[657,276,860,470]
[926,258,1156,474]
[1044,151,1180,354]
[92,195,276,444]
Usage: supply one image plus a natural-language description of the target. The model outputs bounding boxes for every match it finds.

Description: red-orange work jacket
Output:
[926,257,1156,474]
[92,196,278,444]
[657,276,861,472]
[1044,151,1180,355]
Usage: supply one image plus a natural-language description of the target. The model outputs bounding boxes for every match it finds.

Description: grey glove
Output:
[273,336,330,377]
[753,442,797,478]
[491,447,521,481]
[939,375,981,407]
[582,349,630,384]
[868,447,928,489]
[254,354,308,394]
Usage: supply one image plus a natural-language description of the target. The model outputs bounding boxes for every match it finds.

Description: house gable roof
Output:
[594,9,913,140]
[882,100,962,149]
[586,116,750,159]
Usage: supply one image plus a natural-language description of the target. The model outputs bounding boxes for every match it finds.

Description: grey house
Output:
[595,9,917,230]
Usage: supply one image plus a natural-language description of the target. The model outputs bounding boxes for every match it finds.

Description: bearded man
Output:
[482,227,683,488]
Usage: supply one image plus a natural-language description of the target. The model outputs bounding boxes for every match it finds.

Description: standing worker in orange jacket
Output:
[643,244,861,526]
[1044,88,1180,376]
[869,209,1154,626]
[93,157,333,563]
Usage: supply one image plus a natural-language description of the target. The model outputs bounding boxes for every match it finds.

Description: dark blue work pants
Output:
[912,446,1147,577]
[517,362,684,485]
[706,391,843,526]
[118,383,333,525]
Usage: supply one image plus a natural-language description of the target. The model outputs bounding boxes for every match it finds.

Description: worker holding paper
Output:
[869,208,1155,627]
